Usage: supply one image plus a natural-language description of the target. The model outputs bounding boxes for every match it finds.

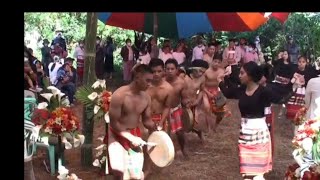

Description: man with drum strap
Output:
[203,58,231,134]
[165,59,188,158]
[181,60,209,143]
[143,58,173,177]
[107,64,156,180]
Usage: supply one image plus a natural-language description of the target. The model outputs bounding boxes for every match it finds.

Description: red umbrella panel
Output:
[98,12,269,38]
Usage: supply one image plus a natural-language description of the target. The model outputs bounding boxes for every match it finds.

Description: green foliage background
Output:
[24,12,320,71]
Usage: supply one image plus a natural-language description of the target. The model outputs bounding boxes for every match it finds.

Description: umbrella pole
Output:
[153,12,158,39]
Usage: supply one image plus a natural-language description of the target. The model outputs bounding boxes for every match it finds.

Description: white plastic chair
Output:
[24,120,38,180]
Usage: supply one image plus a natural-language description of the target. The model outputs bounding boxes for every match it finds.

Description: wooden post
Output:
[153,12,158,40]
[81,12,98,167]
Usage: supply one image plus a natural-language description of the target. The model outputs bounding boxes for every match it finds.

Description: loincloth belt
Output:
[104,126,141,151]
[206,87,230,116]
[169,104,183,133]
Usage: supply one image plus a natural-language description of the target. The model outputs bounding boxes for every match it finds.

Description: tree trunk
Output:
[81,12,98,167]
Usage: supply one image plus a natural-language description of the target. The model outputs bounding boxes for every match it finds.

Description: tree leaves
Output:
[75,85,95,108]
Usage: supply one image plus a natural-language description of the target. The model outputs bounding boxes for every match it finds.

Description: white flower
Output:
[104,113,110,123]
[47,86,61,95]
[37,102,48,109]
[97,136,104,142]
[98,79,106,89]
[92,80,106,89]
[61,97,70,106]
[301,137,313,153]
[57,165,69,179]
[92,159,101,167]
[62,136,72,150]
[40,93,53,102]
[88,92,98,101]
[92,81,100,89]
[310,121,320,132]
[44,127,52,134]
[77,135,85,145]
[94,105,101,114]
[69,173,81,180]
[95,144,105,151]
[100,156,106,163]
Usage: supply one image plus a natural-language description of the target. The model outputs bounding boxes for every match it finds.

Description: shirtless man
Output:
[107,64,156,180]
[143,58,173,177]
[181,60,209,143]
[203,58,230,133]
[165,58,188,157]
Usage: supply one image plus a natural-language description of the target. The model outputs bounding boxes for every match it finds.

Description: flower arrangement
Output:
[76,80,112,123]
[31,86,84,180]
[285,99,320,180]
[76,80,112,174]
[31,86,85,148]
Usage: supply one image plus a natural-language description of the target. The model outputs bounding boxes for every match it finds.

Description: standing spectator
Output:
[191,38,205,61]
[120,38,135,82]
[95,36,105,80]
[41,39,52,76]
[159,45,173,63]
[34,60,46,89]
[213,41,223,60]
[148,36,159,59]
[172,43,186,66]
[203,43,215,64]
[285,35,300,65]
[51,30,67,51]
[73,40,85,85]
[104,36,115,79]
[243,42,259,64]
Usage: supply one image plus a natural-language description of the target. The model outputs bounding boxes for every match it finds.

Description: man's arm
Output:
[141,94,156,131]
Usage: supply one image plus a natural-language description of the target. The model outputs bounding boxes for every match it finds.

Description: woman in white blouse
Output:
[172,43,186,65]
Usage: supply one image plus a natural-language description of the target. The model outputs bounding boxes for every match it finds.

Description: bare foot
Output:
[182,150,189,160]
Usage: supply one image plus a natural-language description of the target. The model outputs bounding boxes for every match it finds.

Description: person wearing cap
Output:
[73,39,85,84]
[285,36,300,65]
[51,30,67,51]
[41,39,52,76]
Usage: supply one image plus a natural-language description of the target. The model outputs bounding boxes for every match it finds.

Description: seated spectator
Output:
[48,56,63,85]
[56,63,76,105]
[65,57,77,84]
[33,60,46,89]
[24,60,37,90]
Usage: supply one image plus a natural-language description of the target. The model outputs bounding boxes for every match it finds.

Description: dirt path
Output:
[32,101,296,180]
[32,77,296,180]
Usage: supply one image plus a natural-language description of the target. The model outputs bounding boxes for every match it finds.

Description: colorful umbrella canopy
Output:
[98,13,268,39]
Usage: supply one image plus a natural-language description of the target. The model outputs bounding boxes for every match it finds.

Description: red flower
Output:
[31,109,50,125]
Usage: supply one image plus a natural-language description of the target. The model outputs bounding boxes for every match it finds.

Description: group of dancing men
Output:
[104,39,320,180]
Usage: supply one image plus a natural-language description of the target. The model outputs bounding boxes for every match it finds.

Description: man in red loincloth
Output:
[106,64,156,180]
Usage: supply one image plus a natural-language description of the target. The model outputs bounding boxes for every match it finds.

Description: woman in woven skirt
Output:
[218,62,282,180]
[286,56,318,120]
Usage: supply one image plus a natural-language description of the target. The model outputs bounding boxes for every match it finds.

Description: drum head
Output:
[181,108,194,132]
[147,131,175,167]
